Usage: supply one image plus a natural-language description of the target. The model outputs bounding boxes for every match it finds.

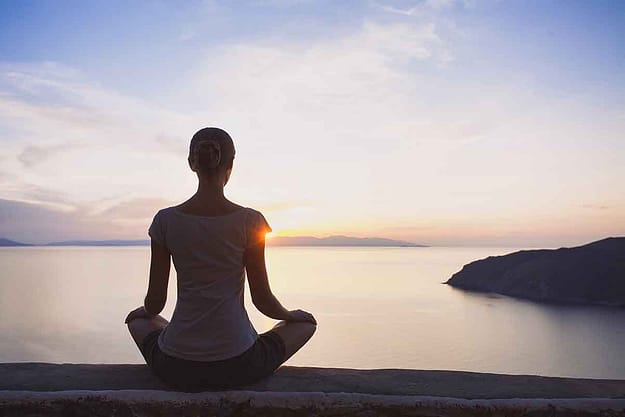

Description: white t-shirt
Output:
[148,205,272,361]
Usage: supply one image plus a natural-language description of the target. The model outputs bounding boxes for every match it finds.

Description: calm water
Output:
[1,246,624,379]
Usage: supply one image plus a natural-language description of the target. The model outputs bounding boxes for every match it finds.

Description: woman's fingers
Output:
[300,310,316,324]
[288,309,317,325]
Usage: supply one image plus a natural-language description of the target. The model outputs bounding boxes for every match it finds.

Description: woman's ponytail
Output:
[188,127,235,176]
[194,139,221,171]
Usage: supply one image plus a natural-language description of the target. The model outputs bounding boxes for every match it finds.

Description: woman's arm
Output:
[144,239,171,315]
[125,240,171,323]
[245,238,316,324]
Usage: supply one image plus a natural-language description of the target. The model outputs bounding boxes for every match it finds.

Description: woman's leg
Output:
[126,313,169,352]
[268,321,316,361]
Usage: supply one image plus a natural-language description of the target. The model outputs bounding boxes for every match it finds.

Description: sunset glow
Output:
[0,1,623,247]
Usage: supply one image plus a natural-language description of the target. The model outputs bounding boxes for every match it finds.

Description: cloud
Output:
[1,6,623,246]
[362,21,444,61]
[0,197,173,243]
[256,201,308,212]
[0,198,90,243]
[253,0,316,6]
[178,28,196,42]
[0,16,560,226]
[0,62,198,206]
[184,19,456,153]
[17,143,84,168]
[0,172,76,210]
[95,197,176,227]
[373,0,456,16]
[580,204,609,211]
[0,62,192,150]
[0,96,113,134]
[0,17,463,214]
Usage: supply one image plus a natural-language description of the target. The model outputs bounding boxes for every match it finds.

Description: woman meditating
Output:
[125,127,317,391]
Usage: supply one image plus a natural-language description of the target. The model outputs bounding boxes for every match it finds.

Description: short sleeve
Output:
[246,209,272,248]
[148,210,166,247]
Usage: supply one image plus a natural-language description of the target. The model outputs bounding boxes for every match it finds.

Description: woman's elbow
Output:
[144,295,166,315]
[251,294,266,310]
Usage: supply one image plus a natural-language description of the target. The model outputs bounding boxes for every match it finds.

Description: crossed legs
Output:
[267,320,317,361]
[126,313,316,363]
[127,314,169,353]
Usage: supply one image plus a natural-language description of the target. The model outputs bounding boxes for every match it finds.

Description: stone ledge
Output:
[2,390,625,417]
[2,363,625,399]
[2,363,625,416]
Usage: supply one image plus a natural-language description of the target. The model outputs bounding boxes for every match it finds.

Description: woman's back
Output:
[126,127,315,391]
[149,205,271,361]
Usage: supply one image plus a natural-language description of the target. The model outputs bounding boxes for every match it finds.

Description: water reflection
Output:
[1,246,624,379]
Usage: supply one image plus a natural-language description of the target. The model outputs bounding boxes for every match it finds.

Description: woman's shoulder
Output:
[152,204,264,221]
[242,206,270,221]
[244,207,272,234]
[221,203,265,219]
[153,206,178,219]
[243,206,264,216]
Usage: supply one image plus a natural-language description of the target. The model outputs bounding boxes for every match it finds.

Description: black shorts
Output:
[140,329,287,392]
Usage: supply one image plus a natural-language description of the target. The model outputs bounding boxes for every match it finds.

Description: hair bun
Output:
[194,139,221,170]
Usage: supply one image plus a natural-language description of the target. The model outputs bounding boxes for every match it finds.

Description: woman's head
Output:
[188,127,235,184]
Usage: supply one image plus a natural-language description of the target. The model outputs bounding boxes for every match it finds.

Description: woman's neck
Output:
[195,178,225,201]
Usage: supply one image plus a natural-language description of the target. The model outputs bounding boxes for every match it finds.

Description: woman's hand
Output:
[124,306,153,324]
[287,309,317,325]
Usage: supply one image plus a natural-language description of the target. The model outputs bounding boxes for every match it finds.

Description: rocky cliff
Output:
[446,237,625,306]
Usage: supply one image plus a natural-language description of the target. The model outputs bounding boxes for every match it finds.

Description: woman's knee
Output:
[127,318,149,344]
[300,322,317,339]
[279,322,315,360]
[272,321,316,348]
[126,316,167,346]
[126,317,147,335]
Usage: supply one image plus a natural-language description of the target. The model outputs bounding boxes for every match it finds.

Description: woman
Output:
[125,127,317,391]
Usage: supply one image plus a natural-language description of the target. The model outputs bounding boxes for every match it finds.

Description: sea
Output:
[1,246,624,379]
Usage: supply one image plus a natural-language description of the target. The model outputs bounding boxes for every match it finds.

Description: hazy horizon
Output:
[1,1,624,247]
[0,233,425,246]
[2,230,621,249]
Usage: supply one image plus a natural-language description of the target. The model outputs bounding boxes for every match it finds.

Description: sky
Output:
[0,0,624,246]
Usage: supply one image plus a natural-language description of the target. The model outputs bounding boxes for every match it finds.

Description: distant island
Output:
[0,238,33,247]
[44,240,150,247]
[446,237,625,307]
[268,235,425,247]
[0,236,425,248]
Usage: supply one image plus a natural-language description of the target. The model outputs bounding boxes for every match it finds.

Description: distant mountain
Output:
[446,237,625,307]
[45,240,150,246]
[0,238,33,247]
[3,236,426,247]
[267,235,426,247]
